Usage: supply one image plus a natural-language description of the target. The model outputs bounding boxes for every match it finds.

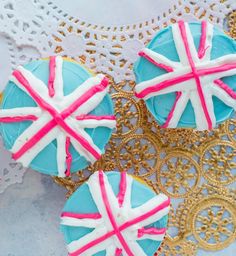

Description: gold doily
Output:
[53,11,236,255]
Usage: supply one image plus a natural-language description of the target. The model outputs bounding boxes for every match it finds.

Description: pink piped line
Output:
[137,227,167,238]
[0,115,38,122]
[162,92,182,128]
[214,79,236,99]
[61,212,102,219]
[119,198,170,232]
[76,115,116,121]
[12,119,57,160]
[178,21,212,130]
[99,171,134,256]
[12,70,108,161]
[135,63,236,99]
[61,77,109,120]
[198,21,208,59]
[135,71,193,99]
[197,63,236,76]
[139,51,174,72]
[117,172,127,207]
[65,137,72,177]
[48,56,56,97]
[115,248,123,256]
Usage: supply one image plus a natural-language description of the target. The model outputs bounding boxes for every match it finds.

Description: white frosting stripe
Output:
[61,216,103,228]
[137,233,165,241]
[211,83,236,110]
[140,48,181,70]
[165,91,190,128]
[189,91,209,130]
[172,22,199,65]
[0,107,41,118]
[62,74,108,112]
[120,174,132,210]
[87,171,120,227]
[75,118,116,129]
[199,22,213,61]
[135,67,192,99]
[67,119,102,163]
[53,56,64,100]
[67,227,111,255]
[56,132,67,177]
[202,86,216,128]
[127,193,170,228]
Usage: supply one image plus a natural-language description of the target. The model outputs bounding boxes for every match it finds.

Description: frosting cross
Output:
[0,57,116,177]
[135,21,236,130]
[61,171,170,256]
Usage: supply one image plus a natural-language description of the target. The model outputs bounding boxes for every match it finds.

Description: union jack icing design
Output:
[134,21,236,130]
[0,57,116,177]
[61,171,170,256]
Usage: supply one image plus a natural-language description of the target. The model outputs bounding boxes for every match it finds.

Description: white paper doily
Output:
[0,0,235,194]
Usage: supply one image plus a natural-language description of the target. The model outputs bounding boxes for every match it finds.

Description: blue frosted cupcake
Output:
[134,20,236,130]
[61,171,170,256]
[0,57,116,177]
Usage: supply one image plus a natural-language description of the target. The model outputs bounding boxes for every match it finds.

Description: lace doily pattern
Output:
[0,0,236,255]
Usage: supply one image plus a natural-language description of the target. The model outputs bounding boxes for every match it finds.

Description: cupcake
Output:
[61,171,170,256]
[134,20,236,130]
[0,56,116,177]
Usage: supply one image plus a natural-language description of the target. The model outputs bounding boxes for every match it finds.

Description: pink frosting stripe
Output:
[162,92,182,128]
[48,56,56,97]
[117,172,127,207]
[12,119,57,160]
[115,248,123,256]
[76,114,116,121]
[12,70,108,161]
[197,63,236,76]
[178,21,212,130]
[120,198,170,232]
[61,77,109,119]
[98,171,134,256]
[136,62,236,99]
[137,227,167,238]
[0,115,38,122]
[214,79,236,99]
[198,21,208,59]
[135,71,193,98]
[61,212,102,219]
[139,51,174,72]
[65,137,72,177]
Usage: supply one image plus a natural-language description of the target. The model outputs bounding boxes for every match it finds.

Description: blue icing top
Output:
[61,171,168,256]
[134,22,236,128]
[0,58,114,176]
